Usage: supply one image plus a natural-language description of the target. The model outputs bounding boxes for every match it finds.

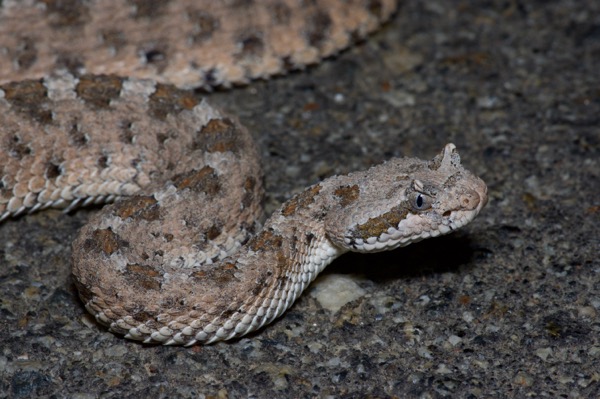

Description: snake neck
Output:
[212,217,343,343]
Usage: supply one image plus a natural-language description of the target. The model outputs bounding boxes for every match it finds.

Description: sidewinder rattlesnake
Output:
[0,0,488,345]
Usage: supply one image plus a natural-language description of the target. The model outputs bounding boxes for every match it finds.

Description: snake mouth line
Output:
[342,200,486,253]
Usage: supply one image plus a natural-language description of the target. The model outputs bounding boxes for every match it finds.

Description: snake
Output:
[0,0,488,345]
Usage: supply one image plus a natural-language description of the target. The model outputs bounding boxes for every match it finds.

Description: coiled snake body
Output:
[0,1,488,345]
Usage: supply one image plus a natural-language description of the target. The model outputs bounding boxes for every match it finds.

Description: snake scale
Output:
[0,0,488,345]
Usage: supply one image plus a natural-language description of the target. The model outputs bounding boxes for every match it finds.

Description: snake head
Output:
[325,143,488,253]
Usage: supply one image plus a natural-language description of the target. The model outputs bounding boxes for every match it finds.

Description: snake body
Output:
[0,0,398,88]
[0,1,488,345]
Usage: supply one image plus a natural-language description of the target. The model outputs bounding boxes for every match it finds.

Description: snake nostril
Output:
[461,192,480,209]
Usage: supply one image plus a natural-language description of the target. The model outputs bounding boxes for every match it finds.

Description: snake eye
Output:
[411,192,432,211]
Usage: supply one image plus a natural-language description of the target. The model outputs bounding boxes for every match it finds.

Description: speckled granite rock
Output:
[1,0,598,397]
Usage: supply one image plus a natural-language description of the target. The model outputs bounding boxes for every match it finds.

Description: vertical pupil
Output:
[416,195,423,208]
